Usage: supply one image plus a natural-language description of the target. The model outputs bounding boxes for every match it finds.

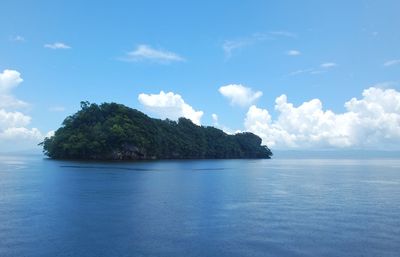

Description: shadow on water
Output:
[60,165,228,172]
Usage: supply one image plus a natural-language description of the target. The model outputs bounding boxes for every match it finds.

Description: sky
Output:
[1,0,400,152]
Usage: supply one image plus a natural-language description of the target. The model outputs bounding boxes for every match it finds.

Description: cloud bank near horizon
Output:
[244,86,400,150]
[137,85,400,150]
[2,69,399,152]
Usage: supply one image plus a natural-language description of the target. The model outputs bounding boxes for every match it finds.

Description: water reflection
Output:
[0,156,399,257]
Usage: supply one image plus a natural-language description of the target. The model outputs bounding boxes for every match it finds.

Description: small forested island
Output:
[41,101,272,160]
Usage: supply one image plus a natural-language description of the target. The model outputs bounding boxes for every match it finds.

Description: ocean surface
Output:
[0,154,399,257]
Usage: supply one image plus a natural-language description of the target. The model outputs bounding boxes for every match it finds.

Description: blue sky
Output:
[1,0,400,151]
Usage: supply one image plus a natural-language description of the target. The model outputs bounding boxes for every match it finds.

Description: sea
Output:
[0,153,399,257]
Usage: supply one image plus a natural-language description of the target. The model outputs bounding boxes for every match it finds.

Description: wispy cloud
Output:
[384,59,400,67]
[121,44,185,63]
[289,62,337,76]
[286,50,301,56]
[222,39,252,58]
[223,31,297,58]
[10,35,25,42]
[321,62,337,68]
[44,42,71,49]
[269,31,297,38]
[289,68,315,76]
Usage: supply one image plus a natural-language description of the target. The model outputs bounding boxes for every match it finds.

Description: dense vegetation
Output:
[41,102,273,160]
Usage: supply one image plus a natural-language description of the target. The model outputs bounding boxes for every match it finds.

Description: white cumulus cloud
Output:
[0,109,31,130]
[0,127,42,141]
[0,69,28,108]
[211,113,219,125]
[245,87,400,150]
[212,113,218,122]
[44,42,71,49]
[0,70,44,151]
[138,91,203,125]
[0,69,23,93]
[123,45,185,63]
[219,84,263,107]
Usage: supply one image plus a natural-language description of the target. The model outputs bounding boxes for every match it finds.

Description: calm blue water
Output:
[0,155,399,257]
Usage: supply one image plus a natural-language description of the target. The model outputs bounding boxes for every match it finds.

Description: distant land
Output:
[272,150,400,159]
[41,102,272,160]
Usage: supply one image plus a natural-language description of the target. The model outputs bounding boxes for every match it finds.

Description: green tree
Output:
[41,102,273,160]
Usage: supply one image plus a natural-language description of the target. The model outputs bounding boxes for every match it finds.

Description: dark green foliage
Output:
[41,102,273,160]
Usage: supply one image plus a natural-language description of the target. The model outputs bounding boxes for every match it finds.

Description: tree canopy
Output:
[41,102,273,160]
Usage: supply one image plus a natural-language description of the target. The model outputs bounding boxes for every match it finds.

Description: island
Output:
[41,101,273,160]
